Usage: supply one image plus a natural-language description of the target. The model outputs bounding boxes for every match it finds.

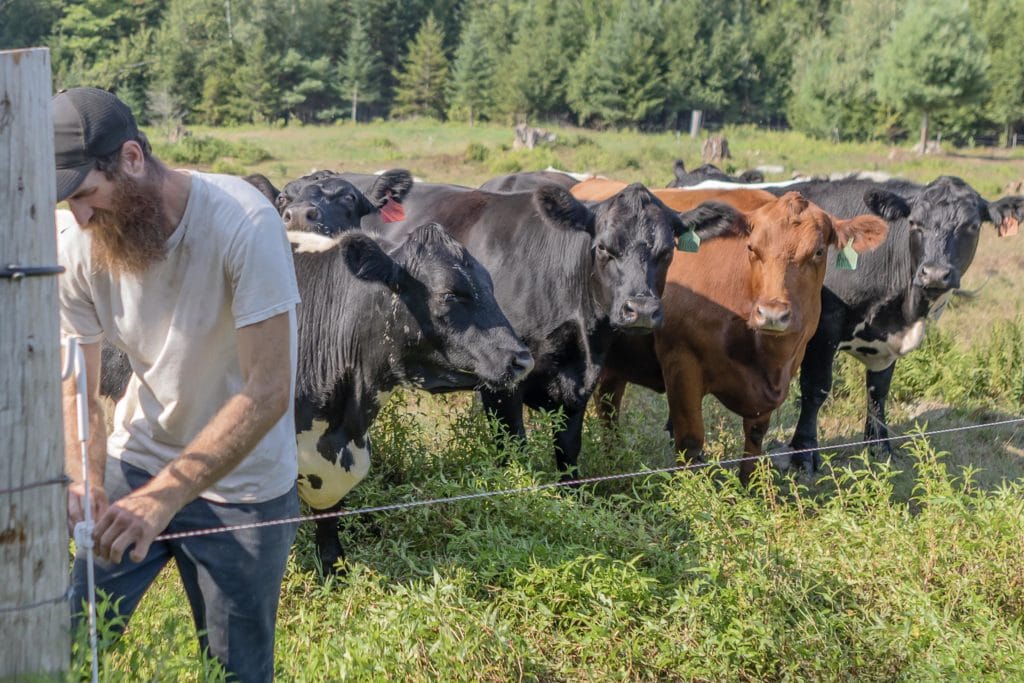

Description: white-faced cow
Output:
[766,175,1024,470]
[245,169,412,238]
[341,173,687,477]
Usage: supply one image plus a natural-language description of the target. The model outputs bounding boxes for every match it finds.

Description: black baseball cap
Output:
[53,87,140,202]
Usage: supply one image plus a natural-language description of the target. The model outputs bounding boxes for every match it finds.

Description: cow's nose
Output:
[511,350,534,379]
[283,205,320,229]
[916,264,957,290]
[753,301,792,332]
[619,297,663,329]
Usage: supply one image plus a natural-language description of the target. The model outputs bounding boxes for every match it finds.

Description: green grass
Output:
[72,122,1024,681]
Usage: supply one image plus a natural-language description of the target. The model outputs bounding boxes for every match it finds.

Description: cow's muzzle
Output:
[282,204,322,231]
[751,299,793,333]
[914,263,959,292]
[616,296,663,331]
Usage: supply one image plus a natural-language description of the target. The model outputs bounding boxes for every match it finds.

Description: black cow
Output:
[245,169,413,236]
[344,173,687,476]
[667,160,765,188]
[480,170,580,193]
[768,175,1024,470]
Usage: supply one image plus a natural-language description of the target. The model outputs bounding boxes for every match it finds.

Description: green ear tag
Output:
[835,238,858,270]
[677,228,701,253]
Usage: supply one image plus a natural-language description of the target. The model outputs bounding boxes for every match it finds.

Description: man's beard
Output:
[87,170,169,276]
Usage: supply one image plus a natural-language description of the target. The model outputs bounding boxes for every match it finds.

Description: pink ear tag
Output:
[379,192,406,223]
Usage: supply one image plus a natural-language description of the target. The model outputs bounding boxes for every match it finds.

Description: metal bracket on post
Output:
[0,264,65,280]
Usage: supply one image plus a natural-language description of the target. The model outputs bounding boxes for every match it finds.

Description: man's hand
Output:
[67,481,109,536]
[93,492,178,564]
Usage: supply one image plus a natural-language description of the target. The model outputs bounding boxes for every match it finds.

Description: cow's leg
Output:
[553,404,587,479]
[313,509,345,575]
[593,371,627,426]
[296,423,371,576]
[741,415,772,486]
[864,362,896,458]
[480,388,526,464]
[661,353,705,465]
[790,328,840,473]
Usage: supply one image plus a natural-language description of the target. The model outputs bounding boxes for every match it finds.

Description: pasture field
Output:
[76,122,1024,681]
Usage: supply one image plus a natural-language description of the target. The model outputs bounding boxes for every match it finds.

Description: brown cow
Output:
[594,192,888,483]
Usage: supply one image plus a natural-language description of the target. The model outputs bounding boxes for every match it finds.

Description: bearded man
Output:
[55,87,300,682]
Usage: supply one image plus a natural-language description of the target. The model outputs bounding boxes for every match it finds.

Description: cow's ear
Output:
[985,196,1024,237]
[831,214,889,253]
[863,189,910,220]
[673,159,686,181]
[365,169,414,208]
[534,185,595,234]
[677,202,747,241]
[340,233,400,288]
[243,173,281,205]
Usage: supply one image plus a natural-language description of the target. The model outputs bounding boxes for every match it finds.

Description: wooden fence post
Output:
[0,47,69,679]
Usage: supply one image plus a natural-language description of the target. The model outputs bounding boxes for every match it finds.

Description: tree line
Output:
[2,0,1022,146]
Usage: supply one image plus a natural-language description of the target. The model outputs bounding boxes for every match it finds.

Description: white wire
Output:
[153,415,1024,543]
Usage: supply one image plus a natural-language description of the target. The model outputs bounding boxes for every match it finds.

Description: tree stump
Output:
[513,124,555,150]
[702,135,731,162]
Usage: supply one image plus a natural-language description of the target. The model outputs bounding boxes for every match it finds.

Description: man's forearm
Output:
[135,389,288,510]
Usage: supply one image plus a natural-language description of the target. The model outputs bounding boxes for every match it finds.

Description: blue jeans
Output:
[72,459,298,683]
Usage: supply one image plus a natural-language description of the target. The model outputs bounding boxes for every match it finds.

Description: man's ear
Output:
[677,202,748,241]
[863,189,910,221]
[533,185,595,234]
[119,140,146,176]
[985,196,1024,237]
[340,233,401,289]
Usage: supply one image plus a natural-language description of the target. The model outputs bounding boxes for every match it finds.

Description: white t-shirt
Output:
[58,172,301,504]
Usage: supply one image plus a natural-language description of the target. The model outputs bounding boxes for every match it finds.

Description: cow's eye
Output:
[440,292,458,305]
[596,243,615,259]
[814,247,825,259]
[747,244,758,258]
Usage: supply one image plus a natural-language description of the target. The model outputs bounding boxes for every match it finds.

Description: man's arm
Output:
[93,311,293,563]
[64,340,109,531]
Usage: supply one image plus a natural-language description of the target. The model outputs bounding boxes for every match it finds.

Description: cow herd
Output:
[99,161,1024,572]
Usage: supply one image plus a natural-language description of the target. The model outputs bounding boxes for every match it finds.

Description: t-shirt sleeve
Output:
[227,205,301,328]
[57,217,104,344]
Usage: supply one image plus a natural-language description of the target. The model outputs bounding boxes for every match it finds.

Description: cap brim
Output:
[56,163,93,202]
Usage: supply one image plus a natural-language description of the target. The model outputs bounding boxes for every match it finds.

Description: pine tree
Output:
[340,15,382,122]
[447,12,495,126]
[787,0,902,140]
[875,0,989,152]
[392,13,449,120]
[498,0,586,121]
[568,1,667,127]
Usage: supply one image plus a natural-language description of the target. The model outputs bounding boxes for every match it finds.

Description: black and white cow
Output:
[245,169,413,237]
[292,226,532,570]
[767,175,1024,470]
[343,173,687,476]
[667,160,765,188]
